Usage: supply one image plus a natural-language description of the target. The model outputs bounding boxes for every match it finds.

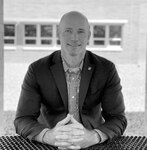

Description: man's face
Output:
[58,13,91,57]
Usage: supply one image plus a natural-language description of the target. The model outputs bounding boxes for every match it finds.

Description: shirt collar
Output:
[61,57,83,73]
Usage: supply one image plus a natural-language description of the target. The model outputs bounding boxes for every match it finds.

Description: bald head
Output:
[59,11,90,31]
[59,11,89,27]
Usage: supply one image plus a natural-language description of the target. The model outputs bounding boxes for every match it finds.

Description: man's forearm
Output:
[94,129,108,143]
[34,128,50,143]
[97,114,127,139]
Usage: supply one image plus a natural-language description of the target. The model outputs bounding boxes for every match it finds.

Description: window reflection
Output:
[110,40,121,46]
[93,25,105,38]
[41,40,52,45]
[4,24,15,37]
[25,25,36,37]
[109,25,121,38]
[41,25,52,37]
[94,40,105,45]
[25,39,36,44]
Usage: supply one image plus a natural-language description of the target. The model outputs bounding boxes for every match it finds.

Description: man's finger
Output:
[69,137,83,143]
[68,145,81,150]
[55,134,70,140]
[70,115,81,124]
[71,129,84,136]
[58,147,67,150]
[56,114,71,126]
[55,141,71,147]
[68,123,84,130]
[56,125,73,132]
[58,147,69,150]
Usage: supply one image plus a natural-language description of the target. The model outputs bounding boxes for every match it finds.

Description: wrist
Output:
[34,128,49,143]
[42,129,55,146]
[94,129,108,143]
[93,130,101,144]
[42,129,50,144]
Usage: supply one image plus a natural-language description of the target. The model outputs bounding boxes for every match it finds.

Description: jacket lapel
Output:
[50,52,68,111]
[79,53,95,111]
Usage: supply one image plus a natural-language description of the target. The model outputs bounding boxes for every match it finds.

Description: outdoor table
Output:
[0,135,147,150]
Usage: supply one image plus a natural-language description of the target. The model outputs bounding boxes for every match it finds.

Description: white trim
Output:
[4,18,128,24]
[4,46,17,50]
[4,45,122,52]
[88,46,123,52]
[22,46,60,51]
[90,19,128,24]
[22,46,122,52]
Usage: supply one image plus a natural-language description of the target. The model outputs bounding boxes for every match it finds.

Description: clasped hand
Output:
[43,114,99,150]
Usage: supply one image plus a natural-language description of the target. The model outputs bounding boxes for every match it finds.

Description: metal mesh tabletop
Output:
[0,135,147,150]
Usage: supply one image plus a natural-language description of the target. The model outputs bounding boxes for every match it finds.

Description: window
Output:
[90,24,123,49]
[93,25,106,46]
[4,24,16,45]
[109,25,122,46]
[40,25,53,45]
[24,24,56,46]
[22,21,124,50]
[24,24,37,45]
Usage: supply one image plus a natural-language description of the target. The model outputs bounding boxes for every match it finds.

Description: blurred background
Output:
[1,0,147,136]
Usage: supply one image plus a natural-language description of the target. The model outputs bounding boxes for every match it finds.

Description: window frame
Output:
[4,22,16,46]
[23,22,60,47]
[4,19,127,51]
[40,24,53,46]
[88,22,125,51]
[23,23,38,46]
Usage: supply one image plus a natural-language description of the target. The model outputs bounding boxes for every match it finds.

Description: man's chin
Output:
[69,52,78,57]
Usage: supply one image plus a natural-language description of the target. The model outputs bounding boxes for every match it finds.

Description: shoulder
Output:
[86,50,115,69]
[30,51,60,68]
[28,50,60,73]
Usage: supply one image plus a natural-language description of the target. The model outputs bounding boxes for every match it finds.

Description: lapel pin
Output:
[88,67,91,70]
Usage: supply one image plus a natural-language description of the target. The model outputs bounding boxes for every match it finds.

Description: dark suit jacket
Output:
[14,50,127,140]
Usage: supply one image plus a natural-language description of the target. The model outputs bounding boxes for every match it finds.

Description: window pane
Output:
[93,25,105,38]
[4,39,14,44]
[25,39,36,44]
[110,40,121,45]
[109,25,122,38]
[94,40,105,45]
[41,25,53,37]
[41,40,52,45]
[57,40,60,45]
[25,25,36,37]
[4,24,15,36]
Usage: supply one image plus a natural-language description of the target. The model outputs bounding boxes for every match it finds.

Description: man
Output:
[14,11,127,149]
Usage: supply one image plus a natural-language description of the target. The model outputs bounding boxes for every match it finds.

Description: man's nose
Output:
[71,32,78,41]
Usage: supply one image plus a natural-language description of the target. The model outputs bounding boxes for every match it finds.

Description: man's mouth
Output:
[67,43,81,47]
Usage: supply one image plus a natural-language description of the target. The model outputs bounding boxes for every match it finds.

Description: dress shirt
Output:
[62,58,83,122]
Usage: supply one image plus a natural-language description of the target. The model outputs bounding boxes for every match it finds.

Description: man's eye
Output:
[65,29,72,33]
[78,30,84,34]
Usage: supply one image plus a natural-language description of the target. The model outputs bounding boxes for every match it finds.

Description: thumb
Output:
[56,114,71,126]
[70,115,80,124]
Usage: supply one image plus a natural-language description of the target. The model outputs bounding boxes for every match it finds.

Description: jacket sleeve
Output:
[97,63,127,139]
[14,63,47,140]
